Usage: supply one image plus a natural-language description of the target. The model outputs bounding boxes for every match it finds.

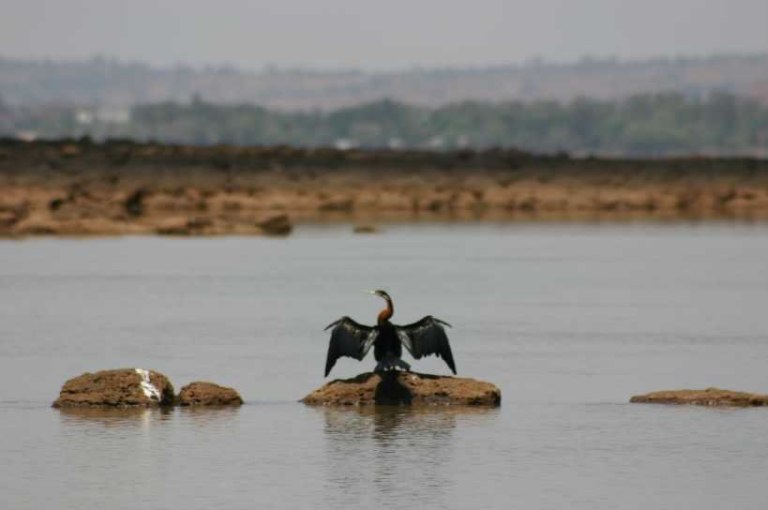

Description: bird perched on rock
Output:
[323,290,456,377]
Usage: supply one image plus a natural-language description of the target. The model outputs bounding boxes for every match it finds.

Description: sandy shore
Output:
[1,140,767,236]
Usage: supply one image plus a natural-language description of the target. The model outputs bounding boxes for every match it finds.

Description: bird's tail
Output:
[374,357,411,373]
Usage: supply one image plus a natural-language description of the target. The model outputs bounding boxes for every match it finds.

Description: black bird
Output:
[324,290,457,377]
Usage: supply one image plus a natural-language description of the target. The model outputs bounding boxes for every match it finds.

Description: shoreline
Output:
[2,140,767,236]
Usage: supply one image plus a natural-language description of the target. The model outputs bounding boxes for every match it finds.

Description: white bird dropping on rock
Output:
[135,368,162,401]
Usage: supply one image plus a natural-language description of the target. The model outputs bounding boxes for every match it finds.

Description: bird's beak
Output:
[366,290,377,295]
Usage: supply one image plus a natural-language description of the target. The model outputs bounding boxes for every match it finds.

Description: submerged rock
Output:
[630,388,768,407]
[53,368,175,408]
[177,381,243,406]
[302,371,501,406]
[353,224,380,234]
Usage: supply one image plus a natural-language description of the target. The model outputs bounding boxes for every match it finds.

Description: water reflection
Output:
[57,407,173,429]
[320,406,498,507]
[57,405,240,430]
[177,406,241,429]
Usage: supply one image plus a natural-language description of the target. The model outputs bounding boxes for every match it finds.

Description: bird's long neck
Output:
[377,297,394,324]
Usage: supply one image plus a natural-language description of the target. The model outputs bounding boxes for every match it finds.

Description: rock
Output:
[353,224,380,234]
[302,371,501,406]
[53,368,175,408]
[12,214,58,235]
[258,213,293,236]
[177,382,243,406]
[124,188,146,217]
[0,208,23,227]
[630,388,768,407]
[154,217,193,235]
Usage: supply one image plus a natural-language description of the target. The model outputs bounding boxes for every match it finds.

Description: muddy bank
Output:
[2,140,767,236]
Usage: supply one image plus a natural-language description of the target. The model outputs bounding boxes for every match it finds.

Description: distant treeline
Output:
[2,54,767,109]
[3,93,767,156]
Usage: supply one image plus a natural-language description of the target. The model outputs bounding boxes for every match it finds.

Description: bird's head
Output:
[369,289,392,302]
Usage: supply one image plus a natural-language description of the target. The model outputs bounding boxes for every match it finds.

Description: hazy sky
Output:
[2,0,767,70]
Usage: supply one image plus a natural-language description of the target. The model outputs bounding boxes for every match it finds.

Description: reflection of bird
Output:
[324,290,456,377]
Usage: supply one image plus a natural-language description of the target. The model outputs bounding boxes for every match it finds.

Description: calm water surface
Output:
[1,223,767,509]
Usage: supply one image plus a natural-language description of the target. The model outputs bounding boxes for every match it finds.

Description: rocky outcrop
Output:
[53,370,246,408]
[630,388,768,407]
[53,368,175,408]
[177,382,243,406]
[302,372,501,406]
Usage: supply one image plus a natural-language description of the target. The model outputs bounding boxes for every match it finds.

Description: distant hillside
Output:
[1,54,767,110]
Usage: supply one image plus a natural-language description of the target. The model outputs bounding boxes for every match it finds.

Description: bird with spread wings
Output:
[323,290,456,377]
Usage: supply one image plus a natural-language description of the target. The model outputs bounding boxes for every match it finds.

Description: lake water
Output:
[1,222,767,510]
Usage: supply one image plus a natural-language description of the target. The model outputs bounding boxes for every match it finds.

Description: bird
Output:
[323,290,457,377]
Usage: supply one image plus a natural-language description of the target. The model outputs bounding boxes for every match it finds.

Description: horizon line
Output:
[2,51,767,75]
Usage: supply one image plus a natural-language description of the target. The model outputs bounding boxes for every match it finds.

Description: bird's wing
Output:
[324,316,378,377]
[395,316,456,374]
